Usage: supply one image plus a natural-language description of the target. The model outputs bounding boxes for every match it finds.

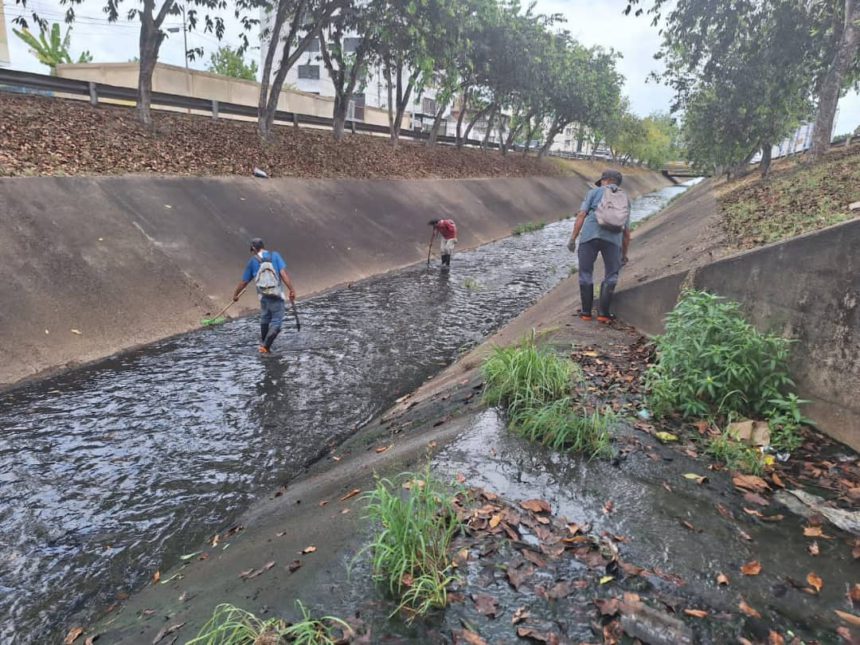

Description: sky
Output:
[3,0,860,135]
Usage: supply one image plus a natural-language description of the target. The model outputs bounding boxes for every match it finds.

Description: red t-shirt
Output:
[435,219,457,239]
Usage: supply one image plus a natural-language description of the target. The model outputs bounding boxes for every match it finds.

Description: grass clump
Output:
[363,469,459,618]
[188,602,349,645]
[646,290,807,451]
[482,337,577,415]
[482,335,614,458]
[513,221,547,235]
[463,277,481,291]
[511,398,613,458]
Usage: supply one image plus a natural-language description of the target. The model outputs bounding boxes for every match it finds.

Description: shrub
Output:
[706,433,766,475]
[513,221,547,235]
[646,290,807,449]
[511,398,613,458]
[363,470,459,618]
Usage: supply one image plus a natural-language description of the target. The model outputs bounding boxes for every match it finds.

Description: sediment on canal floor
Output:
[0,170,670,388]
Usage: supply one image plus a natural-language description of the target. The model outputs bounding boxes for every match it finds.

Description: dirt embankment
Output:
[0,92,566,179]
[0,171,671,389]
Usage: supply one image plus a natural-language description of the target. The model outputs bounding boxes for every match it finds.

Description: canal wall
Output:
[614,184,860,451]
[0,170,670,388]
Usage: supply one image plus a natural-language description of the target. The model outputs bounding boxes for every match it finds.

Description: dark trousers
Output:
[577,238,622,287]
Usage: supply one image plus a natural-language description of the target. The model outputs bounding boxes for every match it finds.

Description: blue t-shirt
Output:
[579,186,630,247]
[242,251,287,297]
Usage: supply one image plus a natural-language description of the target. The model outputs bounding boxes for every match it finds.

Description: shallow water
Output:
[0,182,693,641]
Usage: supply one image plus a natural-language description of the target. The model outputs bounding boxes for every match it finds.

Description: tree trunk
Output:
[257,0,292,140]
[332,95,348,141]
[810,0,859,157]
[390,67,416,144]
[455,87,470,148]
[481,105,498,149]
[137,0,171,127]
[538,116,562,158]
[726,148,757,180]
[758,142,773,178]
[462,102,494,145]
[426,101,449,147]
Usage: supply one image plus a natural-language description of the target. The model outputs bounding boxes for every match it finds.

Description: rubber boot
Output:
[579,284,594,321]
[597,283,616,324]
[260,323,269,344]
[263,326,281,351]
[441,253,451,267]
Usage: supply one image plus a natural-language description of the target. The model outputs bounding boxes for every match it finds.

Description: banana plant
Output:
[13,23,92,75]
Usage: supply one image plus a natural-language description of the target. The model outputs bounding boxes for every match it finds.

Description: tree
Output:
[208,45,259,80]
[625,0,860,159]
[15,0,247,126]
[13,23,91,74]
[252,0,342,140]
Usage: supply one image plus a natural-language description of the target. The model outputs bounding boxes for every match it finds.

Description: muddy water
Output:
[0,182,692,641]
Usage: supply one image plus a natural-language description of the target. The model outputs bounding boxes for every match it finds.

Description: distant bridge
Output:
[661,163,705,183]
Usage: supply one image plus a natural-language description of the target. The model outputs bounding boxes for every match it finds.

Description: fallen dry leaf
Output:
[835,610,860,627]
[522,549,547,568]
[771,473,785,488]
[339,488,361,502]
[850,583,860,607]
[683,473,708,485]
[807,540,820,556]
[768,630,785,645]
[716,572,729,586]
[741,561,762,576]
[684,608,709,618]
[739,598,762,618]
[456,472,466,484]
[603,500,615,514]
[64,627,84,644]
[302,546,317,554]
[520,499,551,514]
[455,629,487,645]
[807,572,823,593]
[489,514,502,529]
[595,598,620,616]
[733,474,770,493]
[84,636,99,645]
[836,626,854,641]
[512,606,530,624]
[287,559,301,573]
[375,445,390,453]
[516,627,560,644]
[151,571,160,584]
[472,594,499,618]
[803,525,824,537]
[152,622,185,644]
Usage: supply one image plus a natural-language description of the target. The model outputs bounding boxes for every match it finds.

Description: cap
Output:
[595,169,623,186]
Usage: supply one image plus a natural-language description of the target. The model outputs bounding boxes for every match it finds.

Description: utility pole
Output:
[181,5,188,70]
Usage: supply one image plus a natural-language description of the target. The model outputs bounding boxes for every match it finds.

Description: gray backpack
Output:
[255,253,281,297]
[594,186,630,233]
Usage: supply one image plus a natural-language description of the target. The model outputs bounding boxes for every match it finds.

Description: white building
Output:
[0,1,11,68]
[259,9,505,143]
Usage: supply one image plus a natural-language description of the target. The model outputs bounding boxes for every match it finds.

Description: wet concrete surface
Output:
[0,183,696,642]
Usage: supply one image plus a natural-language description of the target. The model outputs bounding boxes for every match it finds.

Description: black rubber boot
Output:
[597,283,616,323]
[260,323,269,344]
[441,253,451,267]
[579,284,594,320]
[263,327,281,351]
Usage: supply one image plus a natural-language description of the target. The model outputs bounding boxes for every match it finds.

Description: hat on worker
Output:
[595,169,623,186]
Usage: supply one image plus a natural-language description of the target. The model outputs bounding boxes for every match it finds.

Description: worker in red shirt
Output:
[428,218,458,268]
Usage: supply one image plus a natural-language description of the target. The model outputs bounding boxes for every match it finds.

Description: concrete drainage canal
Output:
[0,182,695,641]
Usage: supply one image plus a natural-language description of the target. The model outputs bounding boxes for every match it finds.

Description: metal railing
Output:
[0,68,496,148]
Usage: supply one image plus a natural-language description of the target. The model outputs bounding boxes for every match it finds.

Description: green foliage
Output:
[511,398,613,458]
[188,602,349,645]
[646,291,804,441]
[13,23,92,74]
[512,221,546,235]
[207,46,258,81]
[706,433,766,476]
[363,469,459,618]
[482,337,577,415]
[462,277,482,291]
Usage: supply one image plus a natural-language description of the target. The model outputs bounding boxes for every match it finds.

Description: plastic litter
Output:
[253,167,269,179]
[637,409,652,421]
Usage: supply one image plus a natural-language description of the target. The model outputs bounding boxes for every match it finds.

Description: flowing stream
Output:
[0,181,694,641]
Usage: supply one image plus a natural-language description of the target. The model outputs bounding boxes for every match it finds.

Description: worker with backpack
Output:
[232,238,297,354]
[567,169,631,323]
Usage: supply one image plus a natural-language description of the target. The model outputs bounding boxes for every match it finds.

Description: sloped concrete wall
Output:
[614,218,860,451]
[0,172,670,388]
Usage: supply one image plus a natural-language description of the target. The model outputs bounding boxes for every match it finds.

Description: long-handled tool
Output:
[290,299,301,331]
[201,287,246,326]
[426,229,436,268]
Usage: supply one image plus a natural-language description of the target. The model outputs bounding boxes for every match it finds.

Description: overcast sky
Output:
[3,0,860,134]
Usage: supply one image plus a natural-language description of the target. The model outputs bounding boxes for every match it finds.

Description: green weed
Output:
[511,398,613,458]
[706,433,766,475]
[187,602,349,645]
[363,469,459,619]
[513,221,547,235]
[482,336,578,415]
[646,290,806,446]
[569,265,579,276]
[463,277,482,291]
